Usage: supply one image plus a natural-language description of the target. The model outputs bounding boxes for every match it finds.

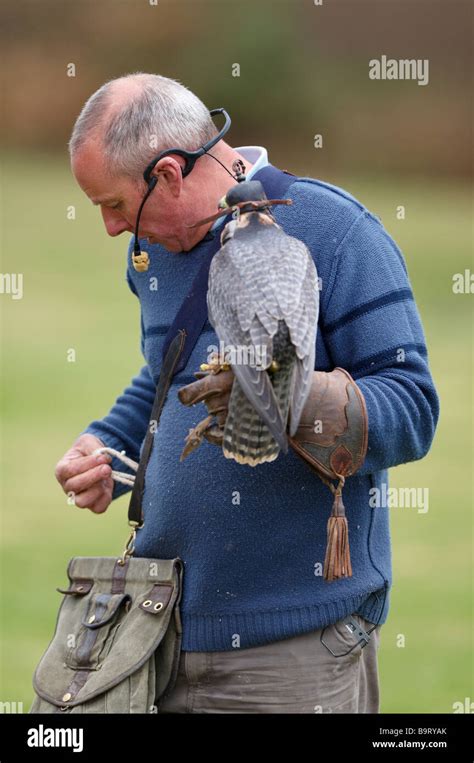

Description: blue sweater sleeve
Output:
[320,210,439,475]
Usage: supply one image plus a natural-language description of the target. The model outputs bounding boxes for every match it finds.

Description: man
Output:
[55,72,439,713]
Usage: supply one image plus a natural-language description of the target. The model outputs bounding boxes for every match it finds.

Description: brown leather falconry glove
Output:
[178,360,368,582]
[177,353,234,457]
[288,368,368,581]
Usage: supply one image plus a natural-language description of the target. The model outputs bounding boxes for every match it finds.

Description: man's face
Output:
[71,139,197,252]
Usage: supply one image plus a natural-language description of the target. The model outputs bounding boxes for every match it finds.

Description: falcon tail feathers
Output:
[230,361,287,453]
[222,381,281,465]
[223,359,295,466]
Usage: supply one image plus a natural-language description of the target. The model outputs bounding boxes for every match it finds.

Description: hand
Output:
[177,354,234,458]
[55,434,114,514]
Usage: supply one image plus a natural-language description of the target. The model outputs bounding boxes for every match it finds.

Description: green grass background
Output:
[1,155,472,713]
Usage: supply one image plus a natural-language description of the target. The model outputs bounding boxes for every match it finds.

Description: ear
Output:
[150,155,185,197]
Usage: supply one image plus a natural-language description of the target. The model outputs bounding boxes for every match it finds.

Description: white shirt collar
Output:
[234,146,269,179]
[210,146,269,231]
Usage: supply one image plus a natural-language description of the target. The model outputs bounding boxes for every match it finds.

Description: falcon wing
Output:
[208,236,287,451]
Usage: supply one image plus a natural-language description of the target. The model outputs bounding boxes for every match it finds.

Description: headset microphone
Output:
[132,108,233,272]
[131,176,158,272]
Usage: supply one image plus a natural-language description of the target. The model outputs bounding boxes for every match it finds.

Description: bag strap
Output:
[161,165,297,376]
[127,329,187,526]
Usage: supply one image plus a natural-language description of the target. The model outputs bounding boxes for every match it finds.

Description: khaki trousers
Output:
[158,614,381,714]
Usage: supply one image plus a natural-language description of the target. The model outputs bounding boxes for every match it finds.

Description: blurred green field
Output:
[0,154,472,713]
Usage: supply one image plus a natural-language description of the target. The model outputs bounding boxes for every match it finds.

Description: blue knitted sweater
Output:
[81,165,439,651]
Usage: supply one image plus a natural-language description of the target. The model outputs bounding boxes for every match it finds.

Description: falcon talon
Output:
[200,354,230,374]
[179,414,214,460]
[211,362,231,374]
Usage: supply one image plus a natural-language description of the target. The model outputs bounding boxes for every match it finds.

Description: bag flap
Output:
[81,593,131,629]
[32,556,183,708]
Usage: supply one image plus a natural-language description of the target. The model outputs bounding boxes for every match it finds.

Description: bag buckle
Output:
[118,521,143,566]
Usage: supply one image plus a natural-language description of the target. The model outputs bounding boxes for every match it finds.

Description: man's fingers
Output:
[63,463,112,495]
[54,435,114,514]
[89,480,114,514]
[177,379,216,406]
[72,485,104,510]
[56,452,112,482]
[178,373,233,407]
[72,480,113,513]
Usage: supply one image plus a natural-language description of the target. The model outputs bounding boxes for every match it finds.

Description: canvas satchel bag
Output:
[29,330,187,714]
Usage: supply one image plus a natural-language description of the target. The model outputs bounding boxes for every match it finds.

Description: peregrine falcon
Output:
[205,178,320,466]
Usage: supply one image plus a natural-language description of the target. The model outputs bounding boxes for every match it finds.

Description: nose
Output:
[101,207,132,237]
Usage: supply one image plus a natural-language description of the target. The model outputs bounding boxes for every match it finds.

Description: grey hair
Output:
[68,72,219,179]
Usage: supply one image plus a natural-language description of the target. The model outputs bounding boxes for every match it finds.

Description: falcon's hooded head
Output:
[222,180,268,209]
[219,180,275,244]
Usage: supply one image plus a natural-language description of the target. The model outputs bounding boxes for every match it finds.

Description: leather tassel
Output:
[323,489,353,581]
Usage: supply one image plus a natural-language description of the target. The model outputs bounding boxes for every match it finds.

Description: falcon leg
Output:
[199,351,231,375]
[179,414,214,461]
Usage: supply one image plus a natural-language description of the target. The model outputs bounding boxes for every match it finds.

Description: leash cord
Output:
[93,446,139,487]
